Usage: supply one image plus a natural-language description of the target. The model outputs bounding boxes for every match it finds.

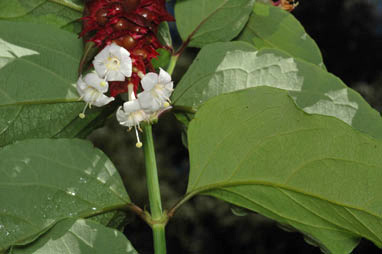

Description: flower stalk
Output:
[167,54,179,76]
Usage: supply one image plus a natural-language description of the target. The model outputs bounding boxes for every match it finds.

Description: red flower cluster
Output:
[80,0,174,97]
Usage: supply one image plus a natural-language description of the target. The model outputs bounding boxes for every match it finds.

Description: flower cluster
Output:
[116,67,173,148]
[80,0,174,96]
[77,0,175,148]
[271,0,299,11]
[77,43,173,148]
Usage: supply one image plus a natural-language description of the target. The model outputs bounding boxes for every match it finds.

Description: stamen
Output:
[79,102,89,119]
[134,126,143,148]
[163,102,170,108]
[89,90,102,109]
[137,71,145,79]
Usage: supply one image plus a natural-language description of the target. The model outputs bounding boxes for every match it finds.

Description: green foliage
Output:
[11,219,137,254]
[175,0,255,48]
[186,87,382,254]
[172,41,382,140]
[0,0,45,18]
[0,21,107,147]
[238,3,324,67]
[0,139,130,252]
[157,22,172,48]
[152,48,171,70]
[0,0,381,253]
[0,0,83,33]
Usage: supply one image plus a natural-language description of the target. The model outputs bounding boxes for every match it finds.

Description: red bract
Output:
[80,0,174,97]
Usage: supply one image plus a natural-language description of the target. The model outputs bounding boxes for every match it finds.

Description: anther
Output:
[79,102,90,119]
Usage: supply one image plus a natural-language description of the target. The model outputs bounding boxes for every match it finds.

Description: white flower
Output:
[76,72,114,118]
[137,68,174,113]
[93,43,132,82]
[116,99,147,148]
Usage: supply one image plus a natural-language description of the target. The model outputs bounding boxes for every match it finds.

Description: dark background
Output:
[88,0,382,253]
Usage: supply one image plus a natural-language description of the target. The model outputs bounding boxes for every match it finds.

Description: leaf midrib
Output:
[244,4,323,65]
[173,49,304,105]
[0,98,80,108]
[190,2,249,39]
[181,0,229,42]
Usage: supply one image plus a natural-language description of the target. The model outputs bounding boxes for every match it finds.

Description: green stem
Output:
[143,124,163,220]
[166,55,179,76]
[152,224,167,254]
[142,124,167,254]
[48,0,84,12]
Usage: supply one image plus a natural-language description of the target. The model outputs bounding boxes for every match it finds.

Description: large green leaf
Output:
[4,1,82,33]
[0,0,83,19]
[237,3,324,67]
[174,0,255,48]
[186,87,382,254]
[0,21,105,147]
[0,0,45,18]
[172,41,382,140]
[11,219,138,254]
[0,139,130,252]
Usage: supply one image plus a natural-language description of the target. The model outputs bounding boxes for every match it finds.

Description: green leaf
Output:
[157,22,172,48]
[0,0,45,18]
[237,3,324,67]
[0,21,104,147]
[2,1,82,32]
[151,48,171,70]
[174,0,256,48]
[11,219,138,254]
[186,86,382,254]
[172,41,382,140]
[0,138,130,252]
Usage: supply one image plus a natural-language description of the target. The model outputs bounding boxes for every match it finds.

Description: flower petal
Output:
[123,99,142,113]
[141,72,158,90]
[158,68,172,84]
[93,44,112,78]
[76,76,87,94]
[93,59,107,78]
[138,91,162,113]
[94,44,111,62]
[93,93,114,107]
[117,101,147,128]
[120,58,132,77]
[81,87,96,102]
[163,82,174,97]
[116,106,128,123]
[106,70,126,82]
[84,72,109,93]
[109,43,130,58]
